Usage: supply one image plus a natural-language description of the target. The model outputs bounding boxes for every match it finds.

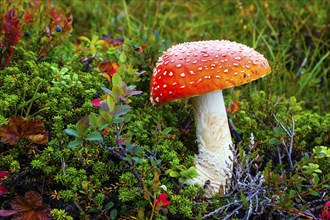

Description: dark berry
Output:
[55,26,62,32]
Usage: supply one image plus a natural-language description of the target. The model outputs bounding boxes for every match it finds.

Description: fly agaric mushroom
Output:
[150,40,271,197]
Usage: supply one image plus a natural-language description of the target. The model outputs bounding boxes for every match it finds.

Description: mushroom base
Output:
[187,90,233,198]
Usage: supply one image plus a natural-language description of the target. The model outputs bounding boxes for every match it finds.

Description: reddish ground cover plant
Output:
[0,0,73,65]
[98,61,119,82]
[0,171,9,196]
[0,116,48,145]
[38,1,73,58]
[0,185,8,196]
[0,0,328,219]
[0,191,51,219]
[0,8,21,69]
[320,201,330,220]
[155,192,170,207]
[0,171,8,180]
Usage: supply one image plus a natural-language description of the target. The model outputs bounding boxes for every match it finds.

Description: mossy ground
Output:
[0,1,329,219]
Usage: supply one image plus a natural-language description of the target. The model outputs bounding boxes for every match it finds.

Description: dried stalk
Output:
[273,114,295,171]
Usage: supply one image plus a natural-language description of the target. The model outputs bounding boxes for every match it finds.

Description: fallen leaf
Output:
[0,116,48,145]
[11,191,51,220]
[98,61,119,82]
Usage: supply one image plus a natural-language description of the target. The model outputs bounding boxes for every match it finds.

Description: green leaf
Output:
[149,157,162,166]
[78,36,91,43]
[125,142,133,153]
[68,138,83,148]
[133,146,144,155]
[269,138,280,145]
[112,85,123,97]
[274,127,284,136]
[111,117,124,124]
[132,157,143,164]
[289,96,296,104]
[186,166,199,178]
[162,127,172,135]
[110,209,117,220]
[101,87,113,95]
[104,202,114,211]
[59,67,69,74]
[289,189,296,197]
[309,190,320,196]
[111,105,130,117]
[106,95,115,112]
[51,66,59,74]
[112,73,122,88]
[123,156,132,162]
[119,51,126,63]
[168,170,180,178]
[312,173,319,185]
[101,102,110,112]
[76,115,89,136]
[64,129,81,138]
[85,131,103,141]
[101,111,113,123]
[99,123,109,130]
[89,113,101,128]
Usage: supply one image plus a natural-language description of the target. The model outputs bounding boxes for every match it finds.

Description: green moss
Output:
[1,1,329,218]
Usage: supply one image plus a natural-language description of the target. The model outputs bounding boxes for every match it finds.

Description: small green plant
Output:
[99,202,118,220]
[51,209,73,220]
[51,66,81,89]
[1,0,329,219]
[166,159,198,184]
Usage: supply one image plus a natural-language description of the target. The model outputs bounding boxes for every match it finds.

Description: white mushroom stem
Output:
[188,90,233,197]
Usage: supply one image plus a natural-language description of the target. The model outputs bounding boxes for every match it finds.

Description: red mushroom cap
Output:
[150,40,271,107]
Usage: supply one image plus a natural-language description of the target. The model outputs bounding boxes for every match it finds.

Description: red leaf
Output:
[11,191,51,220]
[0,171,8,180]
[320,201,330,219]
[47,2,72,34]
[24,11,33,23]
[0,185,9,195]
[155,193,170,207]
[1,8,22,68]
[0,210,17,217]
[0,116,48,145]
[62,15,73,34]
[91,98,102,107]
[98,61,119,82]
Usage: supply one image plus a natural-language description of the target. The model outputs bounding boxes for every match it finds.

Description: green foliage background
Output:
[0,0,329,219]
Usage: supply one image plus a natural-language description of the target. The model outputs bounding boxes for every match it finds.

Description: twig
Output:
[101,140,145,195]
[223,205,244,220]
[228,116,242,144]
[73,201,84,213]
[273,114,295,171]
[115,122,126,155]
[202,200,241,219]
[194,200,219,206]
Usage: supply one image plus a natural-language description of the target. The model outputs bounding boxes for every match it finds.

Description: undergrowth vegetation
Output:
[0,0,329,219]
